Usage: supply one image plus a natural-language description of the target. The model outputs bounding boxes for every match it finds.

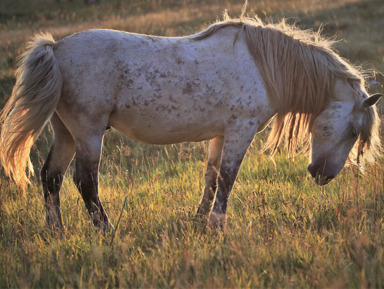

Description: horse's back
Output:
[53,28,271,144]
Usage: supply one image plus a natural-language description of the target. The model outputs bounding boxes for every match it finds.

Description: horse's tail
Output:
[0,33,62,189]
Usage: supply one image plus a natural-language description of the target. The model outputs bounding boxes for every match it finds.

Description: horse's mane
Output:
[192,14,380,165]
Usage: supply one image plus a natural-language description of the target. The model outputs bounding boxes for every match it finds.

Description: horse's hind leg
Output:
[41,113,75,229]
[73,132,114,232]
[196,136,224,219]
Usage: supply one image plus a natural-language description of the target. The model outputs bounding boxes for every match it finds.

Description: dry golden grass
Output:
[1,0,384,288]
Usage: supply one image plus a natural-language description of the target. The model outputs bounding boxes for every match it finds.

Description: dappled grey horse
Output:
[0,16,381,231]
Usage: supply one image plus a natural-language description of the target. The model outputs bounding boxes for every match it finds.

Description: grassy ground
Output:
[1,0,384,288]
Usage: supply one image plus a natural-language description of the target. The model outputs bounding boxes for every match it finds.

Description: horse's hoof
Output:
[208,212,227,231]
[46,216,64,231]
[45,205,64,229]
[98,222,115,236]
[193,214,209,231]
[45,221,66,234]
[105,223,115,234]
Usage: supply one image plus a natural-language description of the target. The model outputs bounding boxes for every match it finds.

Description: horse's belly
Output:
[110,110,224,144]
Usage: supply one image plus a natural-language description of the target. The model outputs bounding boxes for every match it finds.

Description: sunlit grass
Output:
[2,130,384,287]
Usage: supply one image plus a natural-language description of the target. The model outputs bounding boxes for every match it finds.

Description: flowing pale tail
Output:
[0,33,62,188]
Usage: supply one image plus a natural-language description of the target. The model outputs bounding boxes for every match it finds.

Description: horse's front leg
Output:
[41,113,75,229]
[74,134,114,232]
[209,129,255,230]
[196,136,224,220]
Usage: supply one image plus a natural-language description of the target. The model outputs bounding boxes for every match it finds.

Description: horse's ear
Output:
[363,93,382,108]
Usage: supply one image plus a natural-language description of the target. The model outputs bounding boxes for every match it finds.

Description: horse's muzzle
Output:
[307,163,335,186]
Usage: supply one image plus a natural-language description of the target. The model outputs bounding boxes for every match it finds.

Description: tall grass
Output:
[1,0,384,288]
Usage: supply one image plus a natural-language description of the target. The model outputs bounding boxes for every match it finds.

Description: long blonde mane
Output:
[193,14,380,164]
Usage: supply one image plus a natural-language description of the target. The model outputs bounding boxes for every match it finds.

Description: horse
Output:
[0,15,381,231]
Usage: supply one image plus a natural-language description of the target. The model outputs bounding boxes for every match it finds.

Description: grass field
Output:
[1,0,384,288]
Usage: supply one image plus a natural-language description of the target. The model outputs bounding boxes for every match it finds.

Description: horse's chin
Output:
[307,163,335,186]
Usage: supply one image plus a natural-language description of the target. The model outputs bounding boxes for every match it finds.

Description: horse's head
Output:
[308,80,382,185]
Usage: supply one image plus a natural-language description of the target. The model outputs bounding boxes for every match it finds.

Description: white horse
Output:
[0,15,381,231]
